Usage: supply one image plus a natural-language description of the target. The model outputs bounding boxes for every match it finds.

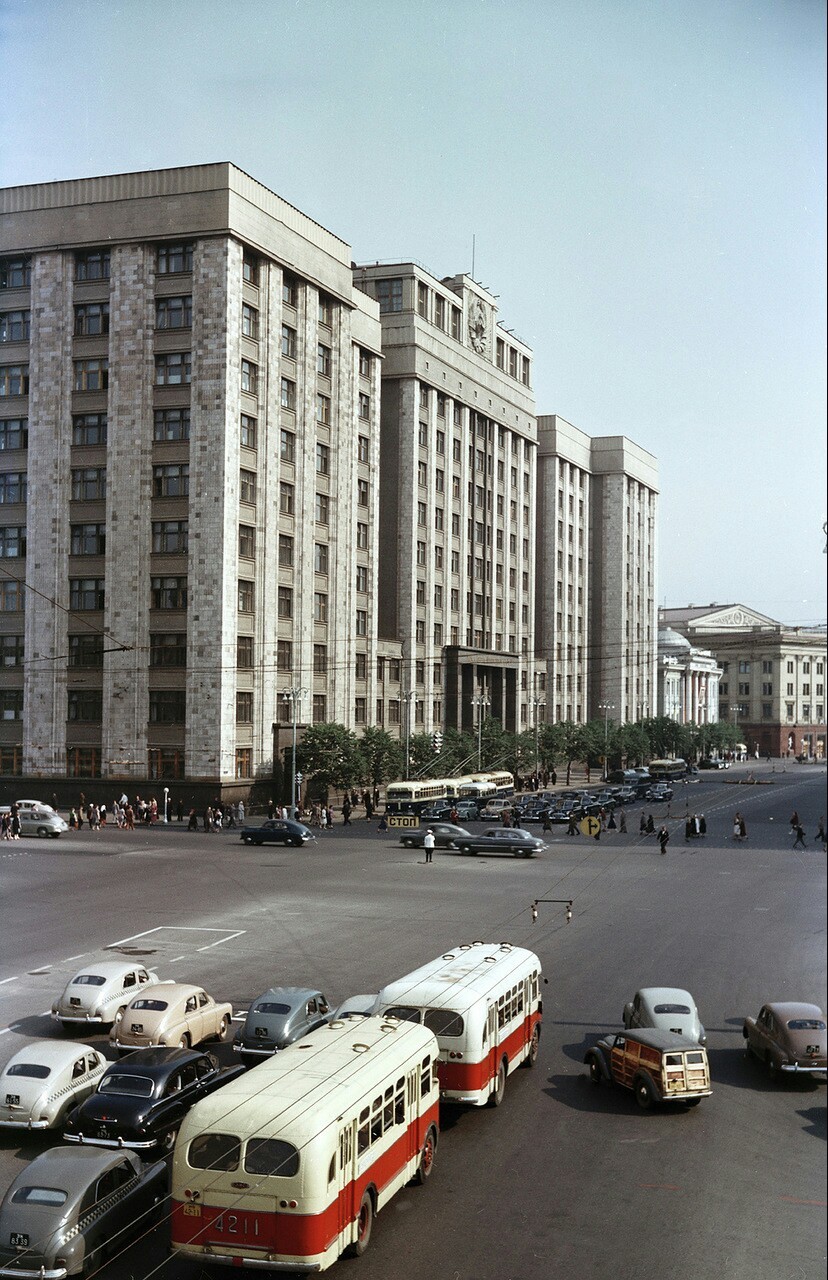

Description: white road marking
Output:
[754,907,770,911]
[196,931,246,951]
[107,925,241,947]
[0,1028,10,1036]
[170,956,186,963]
[29,967,51,974]
[62,954,88,963]
[0,977,19,986]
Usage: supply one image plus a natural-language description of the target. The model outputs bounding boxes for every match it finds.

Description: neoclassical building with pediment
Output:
[660,604,826,758]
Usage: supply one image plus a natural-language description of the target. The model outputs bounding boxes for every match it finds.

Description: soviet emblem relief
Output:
[467,298,488,354]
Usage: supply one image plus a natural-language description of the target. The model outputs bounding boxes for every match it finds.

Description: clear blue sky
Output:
[2,0,825,625]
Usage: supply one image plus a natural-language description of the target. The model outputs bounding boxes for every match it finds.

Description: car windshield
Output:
[787,1018,826,1031]
[653,1004,692,1015]
[11,1186,68,1206]
[383,1005,422,1023]
[6,1064,51,1079]
[72,975,106,986]
[99,1074,154,1096]
[130,999,168,1011]
[254,1002,291,1015]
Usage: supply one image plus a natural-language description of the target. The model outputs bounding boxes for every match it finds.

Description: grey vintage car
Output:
[0,1043,106,1132]
[623,987,706,1045]
[0,1146,166,1278]
[51,961,161,1029]
[233,986,330,1063]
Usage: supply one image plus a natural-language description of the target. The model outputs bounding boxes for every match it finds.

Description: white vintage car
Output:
[51,961,161,1029]
[111,983,233,1052]
[0,1042,107,1130]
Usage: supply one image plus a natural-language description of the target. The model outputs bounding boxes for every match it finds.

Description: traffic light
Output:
[432,731,443,753]
[295,772,303,785]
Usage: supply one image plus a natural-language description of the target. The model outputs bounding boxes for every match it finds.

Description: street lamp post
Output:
[730,704,742,762]
[282,687,306,815]
[471,686,491,770]
[532,694,545,785]
[401,690,417,778]
[598,701,615,782]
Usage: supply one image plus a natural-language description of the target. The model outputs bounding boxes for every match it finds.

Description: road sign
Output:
[579,815,601,838]
[387,814,418,829]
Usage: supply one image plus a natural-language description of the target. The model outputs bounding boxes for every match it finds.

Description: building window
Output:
[354,697,367,724]
[281,378,296,410]
[0,472,26,504]
[69,468,104,501]
[356,564,368,592]
[279,428,296,463]
[73,303,109,337]
[739,661,750,674]
[238,525,255,559]
[70,577,105,610]
[148,748,185,780]
[0,635,24,666]
[317,343,331,376]
[434,296,446,330]
[357,479,369,507]
[240,413,256,449]
[418,462,428,487]
[237,635,254,668]
[0,418,28,450]
[0,258,31,289]
[157,244,193,274]
[0,580,23,610]
[316,394,331,425]
[75,250,110,280]
[359,349,372,377]
[149,690,186,723]
[356,522,368,550]
[357,435,369,464]
[312,694,327,723]
[68,634,104,668]
[67,689,103,722]
[417,282,429,317]
[376,278,403,313]
[238,578,254,611]
[236,691,254,723]
[72,360,107,393]
[70,523,105,555]
[355,652,367,680]
[359,392,370,421]
[151,576,186,610]
[318,294,334,326]
[279,481,294,515]
[154,353,190,386]
[277,585,293,618]
[241,303,259,340]
[282,272,298,307]
[277,639,292,671]
[150,633,187,667]
[151,520,187,554]
[153,408,189,442]
[314,542,329,574]
[314,592,328,623]
[155,296,191,329]
[278,533,294,567]
[315,493,329,524]
[240,469,257,505]
[240,359,257,395]
[0,364,28,398]
[451,307,461,340]
[436,392,446,418]
[153,464,188,498]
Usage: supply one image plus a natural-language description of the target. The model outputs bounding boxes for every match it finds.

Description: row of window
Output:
[0,745,253,781]
[719,700,824,723]
[720,659,823,676]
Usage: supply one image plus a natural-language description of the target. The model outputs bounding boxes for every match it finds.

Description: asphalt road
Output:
[0,763,825,1280]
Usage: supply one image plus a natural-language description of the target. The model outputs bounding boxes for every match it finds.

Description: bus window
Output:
[384,1005,422,1023]
[189,1133,241,1171]
[370,1097,383,1143]
[327,1154,336,1185]
[420,1056,431,1098]
[424,1008,464,1037]
[383,1085,394,1129]
[245,1138,300,1178]
[357,1107,369,1155]
[394,1081,405,1124]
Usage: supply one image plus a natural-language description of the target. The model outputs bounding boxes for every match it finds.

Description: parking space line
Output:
[62,954,88,963]
[0,977,19,986]
[196,931,246,951]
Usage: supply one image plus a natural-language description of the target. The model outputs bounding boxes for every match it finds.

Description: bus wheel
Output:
[522,1026,540,1068]
[488,1059,507,1107]
[414,1127,437,1184]
[350,1192,374,1256]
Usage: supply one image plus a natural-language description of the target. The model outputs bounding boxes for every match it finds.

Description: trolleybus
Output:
[375,941,542,1107]
[171,1015,440,1272]
[386,772,514,814]
[647,758,688,782]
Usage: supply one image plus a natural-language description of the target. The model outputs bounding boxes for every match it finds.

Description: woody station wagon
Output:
[585,1028,712,1109]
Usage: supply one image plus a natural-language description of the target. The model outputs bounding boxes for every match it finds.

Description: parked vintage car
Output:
[64,1046,246,1152]
[0,1146,166,1277]
[454,828,545,858]
[0,804,68,838]
[698,758,729,769]
[623,988,706,1045]
[584,1028,712,1109]
[742,1002,827,1078]
[399,822,473,849]
[645,783,674,802]
[330,994,378,1021]
[234,986,331,1063]
[239,818,315,846]
[0,1043,107,1131]
[111,983,232,1052]
[52,961,161,1029]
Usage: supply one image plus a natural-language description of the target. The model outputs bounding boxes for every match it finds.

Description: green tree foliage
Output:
[294,723,365,797]
[358,727,403,787]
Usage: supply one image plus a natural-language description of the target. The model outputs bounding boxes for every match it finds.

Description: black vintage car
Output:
[0,1146,166,1277]
[239,818,315,846]
[63,1046,245,1152]
[233,986,330,1064]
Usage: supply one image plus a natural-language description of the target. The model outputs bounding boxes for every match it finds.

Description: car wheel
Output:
[589,1057,602,1086]
[523,1025,540,1068]
[488,1059,507,1108]
[634,1076,654,1110]
[402,838,415,848]
[218,1015,231,1041]
[160,1126,179,1153]
[291,837,303,847]
[413,1127,437,1184]
[242,836,253,844]
[459,844,473,856]
[179,1033,191,1049]
[346,1191,374,1257]
[37,826,49,837]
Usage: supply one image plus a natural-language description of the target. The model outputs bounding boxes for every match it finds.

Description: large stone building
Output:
[352,263,538,735]
[657,627,721,724]
[660,604,826,758]
[0,164,383,794]
[535,416,659,725]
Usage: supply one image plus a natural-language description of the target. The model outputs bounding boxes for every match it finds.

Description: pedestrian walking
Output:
[567,812,579,836]
[320,807,328,831]
[815,815,825,844]
[646,813,655,835]
[619,808,627,833]
[733,814,742,841]
[658,825,670,855]
[738,813,747,840]
[639,811,647,833]
[792,823,806,850]
[342,800,352,826]
[542,811,552,834]
[790,810,799,831]
[607,810,617,831]
[423,829,435,863]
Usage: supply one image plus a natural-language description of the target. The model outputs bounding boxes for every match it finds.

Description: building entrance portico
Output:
[443,646,519,734]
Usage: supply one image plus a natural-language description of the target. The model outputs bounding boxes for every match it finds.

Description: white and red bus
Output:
[375,941,542,1107]
[171,1015,440,1272]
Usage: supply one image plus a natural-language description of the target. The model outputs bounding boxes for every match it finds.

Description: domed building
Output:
[657,626,721,724]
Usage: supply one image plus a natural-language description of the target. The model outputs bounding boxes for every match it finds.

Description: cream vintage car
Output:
[0,1042,107,1131]
[51,960,161,1029]
[111,983,233,1053]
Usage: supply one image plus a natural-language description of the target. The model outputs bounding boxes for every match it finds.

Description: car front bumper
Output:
[0,1117,50,1130]
[0,1265,67,1278]
[174,1249,320,1273]
[64,1132,158,1149]
[781,1062,827,1074]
